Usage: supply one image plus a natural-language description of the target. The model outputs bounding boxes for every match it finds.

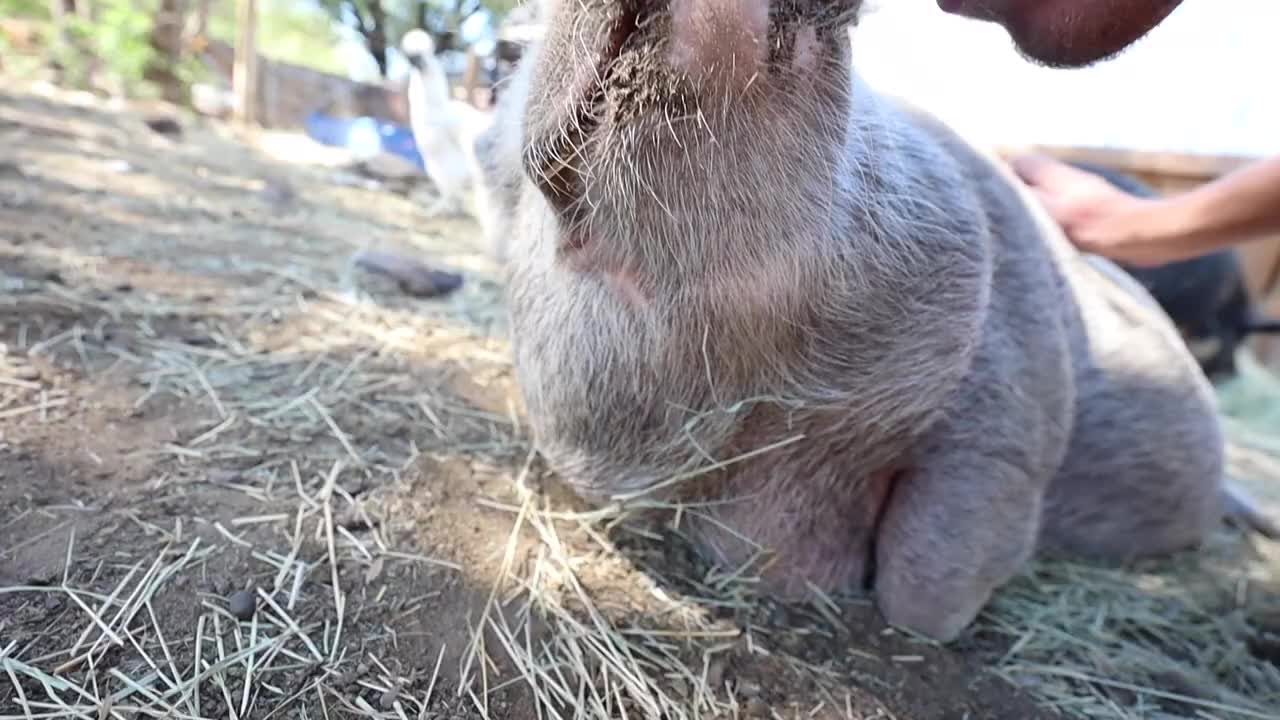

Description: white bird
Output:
[400,29,493,221]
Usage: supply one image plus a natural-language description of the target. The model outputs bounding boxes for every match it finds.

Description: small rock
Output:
[379,687,399,710]
[143,114,183,138]
[228,589,257,621]
[705,657,726,689]
[355,153,422,182]
[11,365,41,381]
[182,334,216,347]
[364,556,386,584]
[1247,634,1280,666]
[338,507,374,531]
[352,249,464,299]
[259,179,296,208]
[767,604,791,627]
[208,470,243,485]
[25,570,56,586]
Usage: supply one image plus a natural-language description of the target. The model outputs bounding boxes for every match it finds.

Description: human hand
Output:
[1009,153,1175,267]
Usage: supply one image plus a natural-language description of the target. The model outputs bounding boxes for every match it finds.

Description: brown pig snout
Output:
[669,0,772,91]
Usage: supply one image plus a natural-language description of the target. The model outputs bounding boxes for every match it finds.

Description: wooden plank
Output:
[461,48,480,108]
[232,0,258,126]
[991,143,1259,182]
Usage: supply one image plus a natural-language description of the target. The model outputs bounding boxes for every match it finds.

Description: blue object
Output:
[304,112,426,171]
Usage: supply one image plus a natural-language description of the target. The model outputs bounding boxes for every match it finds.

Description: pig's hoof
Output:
[877,597,977,643]
[875,575,989,643]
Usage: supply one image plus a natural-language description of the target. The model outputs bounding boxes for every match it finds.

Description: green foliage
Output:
[259,0,349,74]
[0,0,50,19]
[80,0,206,97]
[2,0,349,92]
[402,0,517,35]
[1,0,207,98]
[1,0,509,86]
[81,0,157,89]
[206,0,349,76]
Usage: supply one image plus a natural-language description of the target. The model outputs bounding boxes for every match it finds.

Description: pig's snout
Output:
[522,0,837,227]
[670,0,771,91]
[522,0,773,219]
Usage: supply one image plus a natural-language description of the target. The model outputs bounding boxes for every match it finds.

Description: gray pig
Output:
[473,0,1278,642]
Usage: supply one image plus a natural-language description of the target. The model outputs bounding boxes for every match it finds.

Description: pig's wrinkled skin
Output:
[471,0,1276,642]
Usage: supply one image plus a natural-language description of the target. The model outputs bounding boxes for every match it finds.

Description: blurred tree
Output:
[2,0,503,86]
[144,0,188,102]
[1,0,202,98]
[0,0,49,14]
[207,0,349,76]
[185,0,213,43]
[315,0,517,78]
[315,0,390,75]
[232,0,255,124]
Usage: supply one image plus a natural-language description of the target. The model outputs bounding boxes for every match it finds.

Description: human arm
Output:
[1010,153,1280,267]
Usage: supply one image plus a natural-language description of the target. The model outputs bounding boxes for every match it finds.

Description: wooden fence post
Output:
[233,0,258,126]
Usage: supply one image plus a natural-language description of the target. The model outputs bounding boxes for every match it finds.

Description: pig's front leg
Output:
[873,443,1046,642]
[870,354,1069,645]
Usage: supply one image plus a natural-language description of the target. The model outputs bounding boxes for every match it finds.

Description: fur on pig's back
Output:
[885,91,1078,490]
[893,88,1220,498]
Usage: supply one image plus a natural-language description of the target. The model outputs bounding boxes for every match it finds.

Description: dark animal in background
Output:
[1066,160,1280,380]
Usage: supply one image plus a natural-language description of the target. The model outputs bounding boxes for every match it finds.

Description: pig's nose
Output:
[670,0,771,92]
[519,0,671,222]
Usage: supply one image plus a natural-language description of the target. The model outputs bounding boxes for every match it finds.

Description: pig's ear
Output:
[670,0,770,91]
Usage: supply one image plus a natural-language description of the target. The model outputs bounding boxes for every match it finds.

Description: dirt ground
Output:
[1,79,1278,720]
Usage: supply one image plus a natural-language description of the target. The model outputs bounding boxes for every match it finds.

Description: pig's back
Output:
[874,89,1079,481]
[880,89,1225,558]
